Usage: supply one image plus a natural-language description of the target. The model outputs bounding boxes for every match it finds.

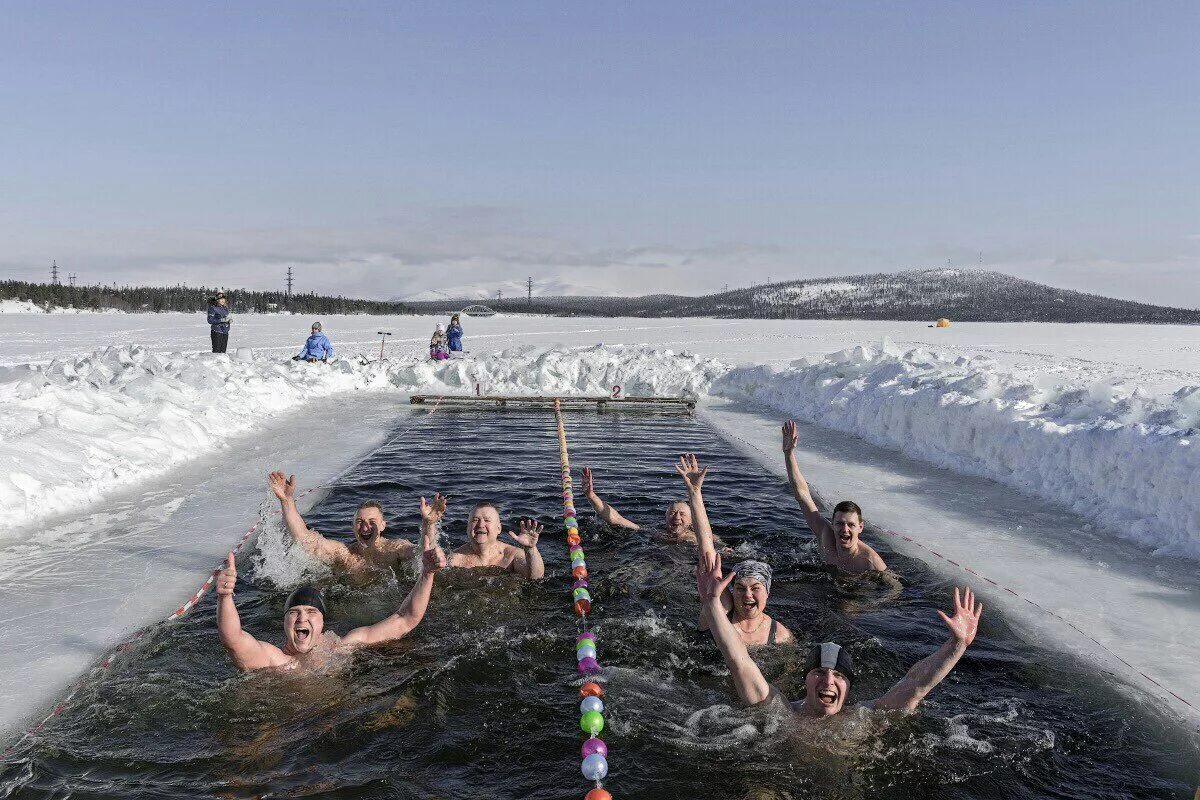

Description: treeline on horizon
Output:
[0,280,413,315]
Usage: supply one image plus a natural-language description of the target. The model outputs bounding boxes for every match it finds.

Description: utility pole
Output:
[497,289,502,302]
[527,276,533,305]
[50,260,60,285]
[286,265,294,296]
[68,273,76,287]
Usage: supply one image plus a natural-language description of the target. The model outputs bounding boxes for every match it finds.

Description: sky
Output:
[1,1,1198,306]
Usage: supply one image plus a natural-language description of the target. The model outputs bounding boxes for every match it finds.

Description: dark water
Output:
[1,408,1196,799]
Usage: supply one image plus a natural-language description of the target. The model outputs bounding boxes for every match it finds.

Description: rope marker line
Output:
[553,400,613,800]
[702,411,1199,719]
[1,396,445,763]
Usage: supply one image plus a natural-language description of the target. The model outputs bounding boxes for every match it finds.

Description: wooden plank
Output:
[408,394,695,410]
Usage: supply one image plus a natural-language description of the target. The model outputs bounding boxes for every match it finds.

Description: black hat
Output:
[283,585,327,617]
[804,642,856,685]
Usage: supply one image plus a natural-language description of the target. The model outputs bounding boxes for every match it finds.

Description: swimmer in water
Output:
[582,460,724,547]
[675,453,790,646]
[420,495,545,579]
[215,545,447,672]
[268,471,432,575]
[697,553,982,715]
[781,421,887,573]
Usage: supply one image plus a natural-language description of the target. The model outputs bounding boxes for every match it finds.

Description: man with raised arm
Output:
[419,494,545,580]
[781,421,887,573]
[580,465,700,545]
[678,454,792,646]
[215,544,447,672]
[697,554,982,715]
[268,471,431,575]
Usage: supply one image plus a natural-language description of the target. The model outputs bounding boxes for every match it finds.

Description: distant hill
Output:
[407,268,1200,323]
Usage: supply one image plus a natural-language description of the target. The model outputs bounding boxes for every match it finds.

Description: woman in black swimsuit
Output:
[699,559,794,648]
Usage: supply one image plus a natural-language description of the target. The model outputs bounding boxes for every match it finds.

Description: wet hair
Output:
[832,500,864,523]
[666,500,691,512]
[356,500,385,517]
[471,501,501,517]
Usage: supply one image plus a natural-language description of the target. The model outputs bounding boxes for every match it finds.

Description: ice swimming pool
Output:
[0,407,1195,799]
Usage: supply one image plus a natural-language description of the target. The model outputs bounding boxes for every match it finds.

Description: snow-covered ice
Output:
[0,312,1197,736]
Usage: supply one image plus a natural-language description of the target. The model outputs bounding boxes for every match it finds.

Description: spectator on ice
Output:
[430,323,450,361]
[295,321,334,362]
[447,314,464,354]
[207,292,231,353]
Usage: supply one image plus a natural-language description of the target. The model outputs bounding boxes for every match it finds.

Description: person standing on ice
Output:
[215,545,447,672]
[294,321,334,362]
[677,453,792,646]
[446,313,464,354]
[268,471,433,576]
[782,420,887,573]
[419,495,545,579]
[206,292,231,353]
[697,552,982,716]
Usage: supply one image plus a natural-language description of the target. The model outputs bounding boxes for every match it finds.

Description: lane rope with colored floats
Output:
[554,400,613,800]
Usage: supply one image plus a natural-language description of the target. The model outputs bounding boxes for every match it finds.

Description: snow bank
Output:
[0,343,723,532]
[0,299,123,314]
[712,341,1200,558]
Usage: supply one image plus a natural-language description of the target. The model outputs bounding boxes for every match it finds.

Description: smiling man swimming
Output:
[418,495,545,580]
[215,546,446,672]
[697,553,982,716]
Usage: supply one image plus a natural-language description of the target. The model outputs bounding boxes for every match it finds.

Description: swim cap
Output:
[804,642,855,685]
[284,585,327,617]
[311,321,322,331]
[730,560,772,595]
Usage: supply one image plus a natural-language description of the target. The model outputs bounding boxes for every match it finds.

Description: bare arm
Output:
[581,467,640,531]
[269,471,349,564]
[870,587,983,712]
[781,422,835,554]
[697,555,772,706]
[215,553,285,671]
[676,454,718,563]
[508,519,545,579]
[343,548,446,647]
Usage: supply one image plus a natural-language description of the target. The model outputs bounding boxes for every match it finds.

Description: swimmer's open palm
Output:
[675,453,708,492]
[937,586,983,647]
[782,421,798,453]
[581,466,596,497]
[420,493,447,523]
[695,553,734,603]
[216,552,237,596]
[268,471,295,501]
[508,518,543,549]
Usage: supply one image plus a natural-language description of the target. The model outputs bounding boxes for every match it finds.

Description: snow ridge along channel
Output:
[0,343,721,534]
[712,339,1200,559]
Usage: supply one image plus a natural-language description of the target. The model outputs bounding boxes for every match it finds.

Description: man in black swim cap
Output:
[696,553,983,716]
[215,545,447,672]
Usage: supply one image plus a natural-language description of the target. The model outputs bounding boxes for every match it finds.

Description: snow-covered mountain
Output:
[394,277,611,303]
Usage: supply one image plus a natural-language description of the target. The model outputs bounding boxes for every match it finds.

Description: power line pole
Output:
[286,266,294,296]
[50,260,60,285]
[497,289,502,302]
[527,276,533,305]
[68,273,76,287]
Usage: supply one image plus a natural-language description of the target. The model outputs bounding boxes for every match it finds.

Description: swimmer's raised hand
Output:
[420,493,447,524]
[782,420,798,453]
[581,467,597,498]
[421,546,447,575]
[695,552,734,603]
[216,553,237,597]
[268,471,296,502]
[508,518,543,550]
[937,587,983,647]
[675,453,708,493]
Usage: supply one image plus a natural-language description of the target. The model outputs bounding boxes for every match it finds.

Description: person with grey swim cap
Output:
[215,545,447,672]
[697,553,983,716]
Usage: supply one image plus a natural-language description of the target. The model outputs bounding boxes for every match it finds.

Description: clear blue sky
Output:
[1,1,1197,304]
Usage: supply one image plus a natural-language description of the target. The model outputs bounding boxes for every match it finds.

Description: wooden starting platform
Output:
[409,394,696,411]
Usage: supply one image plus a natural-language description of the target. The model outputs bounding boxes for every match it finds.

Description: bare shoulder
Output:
[865,543,888,571]
[774,621,795,643]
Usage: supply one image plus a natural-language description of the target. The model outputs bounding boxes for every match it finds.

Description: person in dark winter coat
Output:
[207,293,231,353]
[447,314,464,353]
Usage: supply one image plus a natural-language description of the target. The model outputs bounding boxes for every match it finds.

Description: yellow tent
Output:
[935,318,951,328]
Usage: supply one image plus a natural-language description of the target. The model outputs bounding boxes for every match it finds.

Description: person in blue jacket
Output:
[447,314,464,354]
[207,292,231,353]
[295,321,334,362]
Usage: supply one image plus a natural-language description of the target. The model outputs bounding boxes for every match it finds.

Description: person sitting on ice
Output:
[215,545,446,672]
[697,552,982,716]
[429,323,450,361]
[675,454,792,646]
[581,460,726,547]
[268,471,433,575]
[419,494,545,579]
[446,313,464,353]
[782,420,887,573]
[294,321,334,362]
